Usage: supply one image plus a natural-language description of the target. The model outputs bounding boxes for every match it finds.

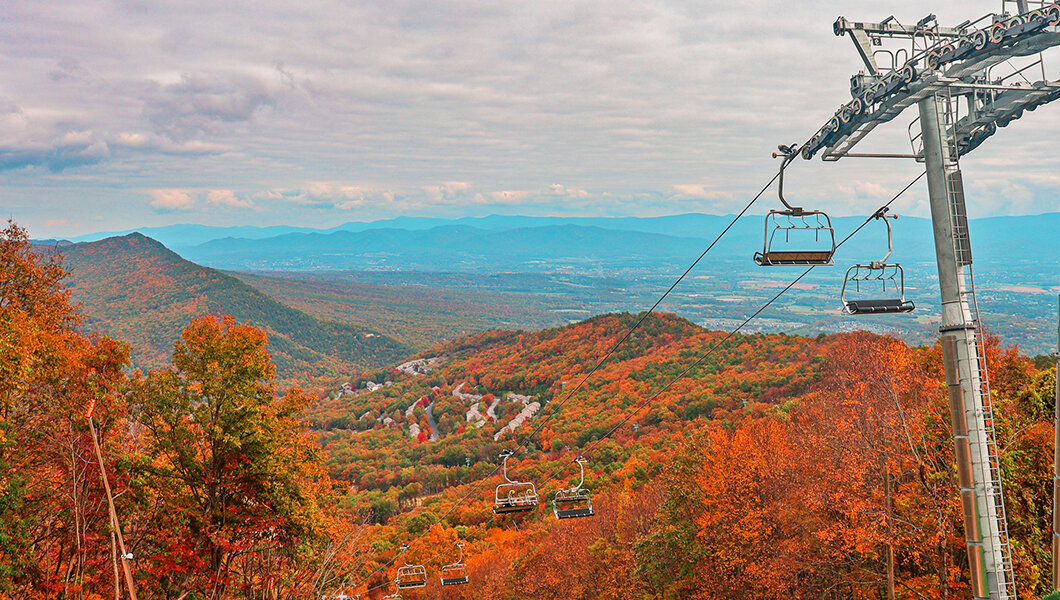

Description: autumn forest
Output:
[3,218,1060,600]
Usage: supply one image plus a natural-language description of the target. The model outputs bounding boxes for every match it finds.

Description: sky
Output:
[3,0,1059,238]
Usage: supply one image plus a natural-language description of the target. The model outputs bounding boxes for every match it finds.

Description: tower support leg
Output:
[1052,295,1060,591]
[920,94,1015,600]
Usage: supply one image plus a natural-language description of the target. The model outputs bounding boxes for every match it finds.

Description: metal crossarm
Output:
[802,5,1060,162]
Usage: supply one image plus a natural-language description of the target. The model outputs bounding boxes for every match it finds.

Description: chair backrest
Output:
[759,211,837,266]
[494,482,538,508]
[396,564,427,588]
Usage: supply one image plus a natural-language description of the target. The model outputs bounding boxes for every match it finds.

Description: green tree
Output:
[129,315,326,597]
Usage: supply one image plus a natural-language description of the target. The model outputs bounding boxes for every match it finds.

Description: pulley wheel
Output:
[927,50,941,70]
[862,88,875,108]
[900,64,916,84]
[972,29,988,50]
[989,22,1006,44]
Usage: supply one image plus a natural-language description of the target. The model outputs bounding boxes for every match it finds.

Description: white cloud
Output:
[488,190,530,204]
[148,189,195,211]
[113,132,150,147]
[61,130,94,145]
[424,181,474,202]
[548,184,589,198]
[272,182,401,210]
[671,184,729,201]
[252,189,284,201]
[207,189,254,209]
[156,139,229,155]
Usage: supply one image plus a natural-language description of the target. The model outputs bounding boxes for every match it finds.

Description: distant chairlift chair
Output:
[553,457,595,519]
[493,450,538,514]
[394,544,427,590]
[754,145,837,266]
[840,208,915,315]
[440,542,470,586]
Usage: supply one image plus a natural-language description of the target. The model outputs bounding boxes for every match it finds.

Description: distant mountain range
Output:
[61,212,1060,261]
[182,224,723,272]
[65,212,1052,276]
[46,212,1060,358]
[55,234,411,385]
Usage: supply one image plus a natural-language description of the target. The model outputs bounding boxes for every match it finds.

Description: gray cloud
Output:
[141,70,293,139]
[0,141,109,172]
[1,0,1058,237]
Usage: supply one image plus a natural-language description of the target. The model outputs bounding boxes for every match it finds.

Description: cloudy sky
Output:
[3,0,1059,237]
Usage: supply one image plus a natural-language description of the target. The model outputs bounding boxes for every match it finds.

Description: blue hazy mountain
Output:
[181,224,716,271]
[65,223,319,249]
[168,213,1060,273]
[62,212,1060,276]
[65,214,733,249]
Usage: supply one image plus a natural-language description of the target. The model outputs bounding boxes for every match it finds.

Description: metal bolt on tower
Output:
[798,2,1060,598]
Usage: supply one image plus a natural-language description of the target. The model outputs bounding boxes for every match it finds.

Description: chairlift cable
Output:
[346,169,785,590]
[510,169,782,452]
[572,170,927,467]
[345,463,504,591]
[342,168,922,594]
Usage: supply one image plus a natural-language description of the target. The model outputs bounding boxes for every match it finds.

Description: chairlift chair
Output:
[840,208,915,315]
[493,450,538,514]
[440,542,470,586]
[394,544,427,590]
[754,145,837,266]
[553,457,595,519]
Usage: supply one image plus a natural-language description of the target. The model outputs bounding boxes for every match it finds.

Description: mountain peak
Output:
[77,232,171,253]
[58,233,410,384]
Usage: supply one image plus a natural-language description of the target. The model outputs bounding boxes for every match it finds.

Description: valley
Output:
[163,213,1058,355]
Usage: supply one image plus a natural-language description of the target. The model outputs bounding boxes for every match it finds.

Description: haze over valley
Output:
[52,212,1060,359]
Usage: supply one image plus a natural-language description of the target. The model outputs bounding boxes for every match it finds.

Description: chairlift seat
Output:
[555,506,595,519]
[552,458,595,519]
[494,451,538,514]
[395,565,427,589]
[441,564,469,586]
[493,483,538,514]
[442,574,470,586]
[440,541,470,586]
[840,213,915,317]
[843,298,915,314]
[755,250,834,266]
[553,489,595,519]
[757,149,837,267]
[493,498,537,514]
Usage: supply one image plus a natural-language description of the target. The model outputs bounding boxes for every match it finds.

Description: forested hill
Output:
[309,311,1057,599]
[7,213,1058,598]
[311,311,828,499]
[55,233,411,384]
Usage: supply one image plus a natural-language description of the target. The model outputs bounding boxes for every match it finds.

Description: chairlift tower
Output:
[799,2,1060,598]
